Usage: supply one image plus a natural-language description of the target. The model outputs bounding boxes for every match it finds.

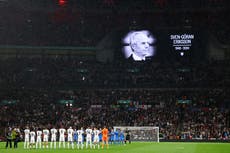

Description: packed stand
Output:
[0,89,229,140]
[0,57,229,89]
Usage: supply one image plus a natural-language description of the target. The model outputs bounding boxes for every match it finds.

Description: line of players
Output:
[24,126,126,149]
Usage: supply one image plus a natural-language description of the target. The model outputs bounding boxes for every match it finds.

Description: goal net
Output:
[113,126,159,142]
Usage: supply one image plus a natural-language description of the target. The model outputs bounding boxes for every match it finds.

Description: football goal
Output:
[113,126,159,142]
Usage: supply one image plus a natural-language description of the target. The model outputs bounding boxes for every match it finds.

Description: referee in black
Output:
[5,127,12,149]
[125,128,131,144]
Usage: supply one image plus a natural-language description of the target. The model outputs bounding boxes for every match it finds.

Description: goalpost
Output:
[113,126,159,142]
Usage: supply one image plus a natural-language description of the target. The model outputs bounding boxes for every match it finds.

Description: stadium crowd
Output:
[0,0,229,144]
[0,57,229,89]
[0,88,229,141]
[0,55,229,142]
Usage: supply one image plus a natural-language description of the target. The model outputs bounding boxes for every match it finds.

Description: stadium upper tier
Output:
[0,57,229,89]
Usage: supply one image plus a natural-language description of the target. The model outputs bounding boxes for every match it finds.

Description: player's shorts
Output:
[25,136,30,142]
[51,136,56,141]
[68,136,73,142]
[59,136,65,142]
[102,136,108,141]
[93,136,99,143]
[78,136,83,142]
[110,136,114,141]
[43,135,48,142]
[86,136,92,142]
[36,137,41,142]
[30,137,35,143]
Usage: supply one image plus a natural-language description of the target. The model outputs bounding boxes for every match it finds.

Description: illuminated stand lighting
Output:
[66,103,72,107]
[58,0,67,6]
[58,100,74,107]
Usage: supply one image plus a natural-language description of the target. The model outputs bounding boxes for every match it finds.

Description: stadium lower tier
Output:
[0,88,229,141]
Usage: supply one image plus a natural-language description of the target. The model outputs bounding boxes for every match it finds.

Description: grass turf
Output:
[1,142,230,153]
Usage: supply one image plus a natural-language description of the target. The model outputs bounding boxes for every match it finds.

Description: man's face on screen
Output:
[132,33,150,58]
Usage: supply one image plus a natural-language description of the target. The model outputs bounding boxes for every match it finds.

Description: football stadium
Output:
[0,0,229,153]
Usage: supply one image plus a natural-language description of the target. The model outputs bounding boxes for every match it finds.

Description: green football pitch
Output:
[1,142,230,153]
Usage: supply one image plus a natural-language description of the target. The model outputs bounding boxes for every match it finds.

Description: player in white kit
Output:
[36,129,42,149]
[67,126,74,149]
[85,127,93,149]
[93,127,100,149]
[50,127,57,149]
[24,127,30,149]
[43,128,49,148]
[29,130,36,149]
[77,127,84,149]
[59,127,66,148]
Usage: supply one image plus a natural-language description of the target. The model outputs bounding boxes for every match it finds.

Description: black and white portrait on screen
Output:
[122,30,156,61]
